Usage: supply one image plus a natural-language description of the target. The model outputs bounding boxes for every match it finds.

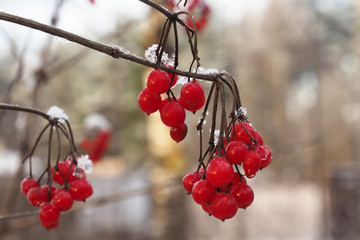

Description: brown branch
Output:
[0,11,218,82]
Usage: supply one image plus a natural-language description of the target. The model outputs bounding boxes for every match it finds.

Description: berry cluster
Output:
[20,157,93,229]
[137,68,205,142]
[182,121,272,221]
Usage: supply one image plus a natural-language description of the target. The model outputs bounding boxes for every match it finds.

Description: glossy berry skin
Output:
[137,88,161,115]
[41,184,57,201]
[51,161,77,185]
[51,188,74,211]
[219,172,243,192]
[182,172,202,194]
[205,157,234,187]
[209,192,238,221]
[257,145,272,169]
[225,141,249,165]
[191,179,216,205]
[229,183,254,209]
[69,178,93,201]
[243,151,261,178]
[27,187,48,207]
[166,65,178,87]
[21,177,39,195]
[39,203,61,230]
[179,80,205,113]
[201,203,211,215]
[160,102,186,127]
[231,122,256,146]
[146,69,171,94]
[170,123,188,142]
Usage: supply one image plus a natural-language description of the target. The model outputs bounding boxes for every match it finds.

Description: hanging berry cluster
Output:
[137,1,273,221]
[18,106,93,229]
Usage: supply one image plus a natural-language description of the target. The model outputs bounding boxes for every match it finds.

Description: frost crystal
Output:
[213,130,220,145]
[76,155,93,174]
[236,107,247,117]
[197,66,219,75]
[145,44,169,64]
[47,106,69,123]
[113,45,130,55]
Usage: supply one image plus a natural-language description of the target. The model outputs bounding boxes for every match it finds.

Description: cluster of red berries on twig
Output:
[20,156,93,229]
[183,120,272,221]
[138,67,205,143]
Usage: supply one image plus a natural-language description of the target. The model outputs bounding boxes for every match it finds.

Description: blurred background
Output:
[0,0,360,239]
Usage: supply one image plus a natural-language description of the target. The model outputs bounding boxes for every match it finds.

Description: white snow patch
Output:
[47,106,69,123]
[77,155,93,174]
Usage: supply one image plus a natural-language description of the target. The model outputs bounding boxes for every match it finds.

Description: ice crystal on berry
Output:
[145,44,169,63]
[47,106,69,123]
[77,155,93,174]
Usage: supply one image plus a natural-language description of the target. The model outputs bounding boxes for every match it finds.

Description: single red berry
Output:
[231,122,256,146]
[69,178,93,201]
[201,203,211,215]
[225,141,249,164]
[198,167,205,176]
[51,188,74,211]
[191,179,216,205]
[257,145,272,169]
[41,184,57,201]
[254,131,264,146]
[170,123,188,142]
[137,88,162,115]
[179,80,205,113]
[209,192,238,221]
[166,65,178,87]
[205,157,234,187]
[51,161,77,185]
[21,177,39,195]
[160,102,186,127]
[229,183,254,209]
[243,151,261,178]
[182,172,202,194]
[146,69,171,94]
[219,172,242,192]
[27,187,47,206]
[39,203,61,230]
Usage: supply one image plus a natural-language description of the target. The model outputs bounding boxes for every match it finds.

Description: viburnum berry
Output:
[182,172,202,194]
[209,192,238,221]
[179,80,205,113]
[51,188,74,211]
[27,187,48,207]
[205,157,234,187]
[166,65,178,87]
[225,141,249,165]
[229,183,254,209]
[201,203,211,215]
[219,172,243,192]
[51,161,77,185]
[41,184,57,201]
[230,122,256,146]
[257,145,272,169]
[243,151,261,178]
[39,203,61,230]
[191,179,216,205]
[146,69,171,94]
[21,177,39,195]
[170,122,188,142]
[69,178,93,201]
[160,102,186,127]
[137,88,161,115]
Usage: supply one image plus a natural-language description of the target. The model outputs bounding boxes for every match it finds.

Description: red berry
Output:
[230,122,256,146]
[229,183,254,209]
[225,141,249,164]
[201,203,211,215]
[182,172,202,194]
[27,187,48,206]
[209,192,238,221]
[179,80,205,113]
[39,203,61,230]
[21,177,39,195]
[51,188,74,211]
[191,179,216,205]
[243,151,261,178]
[254,131,264,146]
[160,102,186,127]
[69,178,93,201]
[51,161,77,185]
[257,145,272,169]
[41,184,57,201]
[166,65,178,87]
[146,69,171,94]
[170,123,188,142]
[219,172,241,192]
[205,157,234,187]
[137,88,161,115]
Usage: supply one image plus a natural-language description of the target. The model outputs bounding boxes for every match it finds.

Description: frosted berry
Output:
[182,172,202,194]
[205,157,234,187]
[191,179,216,205]
[21,177,39,195]
[160,102,186,127]
[137,88,161,115]
[170,123,188,142]
[257,145,272,169]
[39,203,61,230]
[179,80,205,113]
[209,192,238,221]
[229,183,254,209]
[146,69,171,94]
